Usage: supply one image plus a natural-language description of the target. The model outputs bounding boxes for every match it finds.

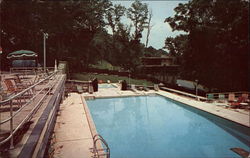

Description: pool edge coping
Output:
[80,95,105,155]
[84,90,249,128]
[156,91,250,128]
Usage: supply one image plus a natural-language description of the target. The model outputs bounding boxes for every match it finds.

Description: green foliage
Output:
[144,46,168,57]
[127,0,148,41]
[106,4,126,35]
[1,0,111,70]
[90,60,121,71]
[165,0,249,91]
[0,0,149,73]
[164,35,188,57]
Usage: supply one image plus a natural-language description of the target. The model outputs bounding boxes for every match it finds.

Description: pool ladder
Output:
[91,134,110,158]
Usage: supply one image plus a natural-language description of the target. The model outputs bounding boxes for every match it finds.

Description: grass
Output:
[89,60,121,71]
[71,73,154,86]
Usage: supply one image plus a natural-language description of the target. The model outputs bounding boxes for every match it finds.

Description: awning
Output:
[7,50,38,59]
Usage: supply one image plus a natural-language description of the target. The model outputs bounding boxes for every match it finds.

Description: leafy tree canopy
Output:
[165,0,249,91]
[0,0,152,73]
[127,0,148,41]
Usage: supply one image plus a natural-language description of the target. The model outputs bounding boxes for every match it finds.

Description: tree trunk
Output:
[145,10,152,48]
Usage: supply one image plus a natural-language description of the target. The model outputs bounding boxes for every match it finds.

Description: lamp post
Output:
[195,79,199,101]
[43,33,49,72]
[54,59,57,72]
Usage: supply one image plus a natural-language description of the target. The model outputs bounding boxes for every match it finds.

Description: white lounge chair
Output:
[228,93,236,102]
[143,84,149,91]
[131,84,137,92]
[131,84,140,94]
[76,85,83,93]
[154,84,159,91]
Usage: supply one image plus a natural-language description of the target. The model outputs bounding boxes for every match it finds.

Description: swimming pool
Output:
[86,95,250,158]
[99,84,116,88]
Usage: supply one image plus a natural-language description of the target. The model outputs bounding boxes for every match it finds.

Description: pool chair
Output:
[229,96,249,109]
[33,70,46,83]
[218,94,226,103]
[154,84,159,91]
[13,75,34,95]
[242,93,249,102]
[143,85,149,91]
[130,84,138,93]
[228,93,236,102]
[4,79,22,95]
[130,84,136,91]
[138,86,144,91]
[76,85,84,93]
[3,79,27,107]
[206,94,214,102]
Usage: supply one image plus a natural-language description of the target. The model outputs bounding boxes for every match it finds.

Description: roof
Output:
[7,50,38,59]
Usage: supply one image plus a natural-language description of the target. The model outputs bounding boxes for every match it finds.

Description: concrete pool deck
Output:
[52,93,93,158]
[52,86,249,158]
[156,91,250,127]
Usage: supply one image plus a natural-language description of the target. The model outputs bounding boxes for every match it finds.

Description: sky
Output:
[110,0,188,50]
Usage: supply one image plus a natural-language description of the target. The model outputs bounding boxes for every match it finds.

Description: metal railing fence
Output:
[0,71,59,149]
[206,91,250,100]
[10,67,55,74]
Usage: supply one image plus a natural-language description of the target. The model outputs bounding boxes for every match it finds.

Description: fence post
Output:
[10,100,14,149]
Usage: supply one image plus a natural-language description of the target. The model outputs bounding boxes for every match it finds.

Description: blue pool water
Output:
[99,84,116,88]
[87,96,250,158]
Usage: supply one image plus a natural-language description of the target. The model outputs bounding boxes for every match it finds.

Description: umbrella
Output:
[7,50,38,59]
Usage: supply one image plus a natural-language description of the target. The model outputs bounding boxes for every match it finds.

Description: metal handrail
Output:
[10,67,55,73]
[0,71,57,104]
[0,71,59,148]
[92,134,110,158]
[206,91,250,100]
[0,84,53,145]
[161,87,207,100]
[0,79,54,124]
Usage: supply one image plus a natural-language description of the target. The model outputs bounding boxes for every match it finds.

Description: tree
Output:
[145,9,153,48]
[0,0,112,71]
[0,0,150,73]
[164,34,188,57]
[165,0,249,91]
[144,46,167,57]
[127,0,148,41]
[106,4,126,35]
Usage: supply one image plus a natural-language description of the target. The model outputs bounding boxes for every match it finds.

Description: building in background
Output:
[141,55,179,84]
